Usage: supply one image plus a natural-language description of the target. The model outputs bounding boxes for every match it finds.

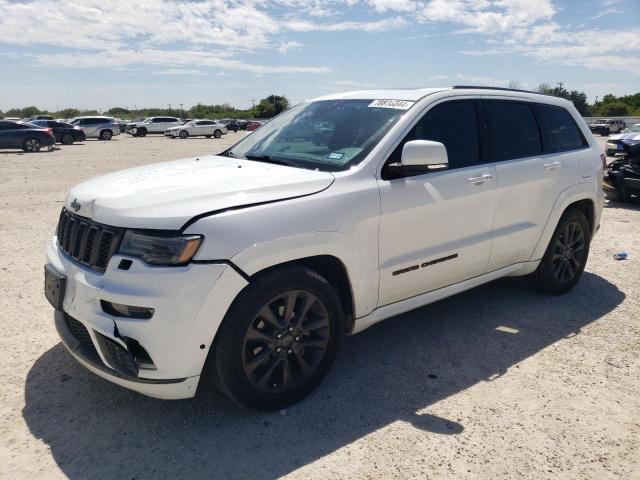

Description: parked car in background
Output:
[246,120,262,131]
[2,117,21,121]
[0,120,55,152]
[30,119,86,145]
[69,116,120,140]
[219,119,240,132]
[25,115,54,122]
[44,86,603,410]
[164,119,227,139]
[605,124,640,156]
[589,118,626,136]
[126,117,183,137]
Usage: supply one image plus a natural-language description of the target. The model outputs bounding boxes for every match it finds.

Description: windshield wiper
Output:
[244,154,304,169]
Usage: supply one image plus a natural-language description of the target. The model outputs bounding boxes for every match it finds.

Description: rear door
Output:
[484,99,583,269]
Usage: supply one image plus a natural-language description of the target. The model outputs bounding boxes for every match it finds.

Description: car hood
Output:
[608,131,640,141]
[65,155,335,230]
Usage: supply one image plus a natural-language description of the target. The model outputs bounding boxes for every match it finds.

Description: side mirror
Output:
[401,140,448,169]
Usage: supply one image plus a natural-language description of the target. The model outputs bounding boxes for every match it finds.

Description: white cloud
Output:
[286,16,406,32]
[419,0,556,34]
[367,0,417,13]
[152,68,202,75]
[328,80,379,88]
[277,40,304,54]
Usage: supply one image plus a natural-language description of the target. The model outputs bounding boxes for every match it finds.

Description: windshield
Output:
[225,99,409,171]
[629,124,640,132]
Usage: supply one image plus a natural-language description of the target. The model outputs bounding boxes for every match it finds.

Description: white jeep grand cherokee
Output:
[45,87,604,410]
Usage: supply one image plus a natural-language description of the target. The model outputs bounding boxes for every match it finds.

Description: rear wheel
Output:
[61,134,74,145]
[22,137,41,152]
[213,129,222,139]
[209,266,342,410]
[527,208,590,294]
[179,130,189,139]
[99,129,113,141]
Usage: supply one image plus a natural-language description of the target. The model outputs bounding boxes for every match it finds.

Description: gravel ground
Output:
[0,134,638,480]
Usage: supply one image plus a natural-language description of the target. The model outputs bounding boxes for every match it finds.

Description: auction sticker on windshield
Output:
[368,99,415,110]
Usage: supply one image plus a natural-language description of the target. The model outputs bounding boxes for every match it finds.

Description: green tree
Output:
[252,95,290,118]
[20,106,42,118]
[57,108,80,119]
[107,107,130,116]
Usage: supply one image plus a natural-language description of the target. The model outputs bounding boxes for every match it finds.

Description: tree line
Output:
[3,89,639,120]
[534,83,639,116]
[0,95,290,121]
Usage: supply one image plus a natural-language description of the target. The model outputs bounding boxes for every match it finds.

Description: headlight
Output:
[119,231,203,266]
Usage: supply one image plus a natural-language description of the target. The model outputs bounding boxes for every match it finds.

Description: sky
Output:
[0,0,639,111]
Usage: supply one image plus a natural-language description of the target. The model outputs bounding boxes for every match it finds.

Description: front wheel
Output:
[208,266,343,410]
[137,128,147,137]
[527,208,591,294]
[179,130,189,139]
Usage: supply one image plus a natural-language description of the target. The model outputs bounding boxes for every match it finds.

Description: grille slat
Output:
[56,208,124,273]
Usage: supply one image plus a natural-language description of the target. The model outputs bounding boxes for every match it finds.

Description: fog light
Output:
[101,300,154,319]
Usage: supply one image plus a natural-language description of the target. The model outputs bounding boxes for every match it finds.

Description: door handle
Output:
[468,174,492,185]
[544,161,561,170]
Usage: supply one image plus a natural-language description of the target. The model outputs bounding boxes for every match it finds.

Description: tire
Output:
[213,129,222,139]
[209,266,343,411]
[61,134,74,145]
[527,208,591,294]
[99,129,113,141]
[603,128,610,136]
[22,137,41,152]
[179,130,189,139]
[137,128,147,137]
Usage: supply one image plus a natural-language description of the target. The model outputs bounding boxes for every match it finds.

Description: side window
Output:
[534,104,587,152]
[0,121,10,130]
[485,101,541,161]
[386,100,481,171]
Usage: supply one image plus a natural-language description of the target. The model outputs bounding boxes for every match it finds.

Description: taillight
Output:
[600,153,606,170]
[46,128,53,137]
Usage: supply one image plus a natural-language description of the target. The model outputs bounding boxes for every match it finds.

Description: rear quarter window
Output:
[534,104,587,152]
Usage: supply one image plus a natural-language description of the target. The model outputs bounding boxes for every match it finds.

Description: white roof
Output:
[314,87,449,102]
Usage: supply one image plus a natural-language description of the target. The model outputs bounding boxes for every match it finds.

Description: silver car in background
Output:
[69,116,120,140]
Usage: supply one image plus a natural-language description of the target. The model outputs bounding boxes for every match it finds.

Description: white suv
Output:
[127,116,183,137]
[44,87,604,410]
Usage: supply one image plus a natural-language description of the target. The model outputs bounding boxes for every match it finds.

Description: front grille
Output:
[56,208,124,272]
[65,315,98,356]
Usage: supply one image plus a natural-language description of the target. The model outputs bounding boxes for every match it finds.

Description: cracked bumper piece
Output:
[46,236,249,400]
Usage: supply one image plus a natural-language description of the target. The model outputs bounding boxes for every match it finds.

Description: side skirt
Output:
[352,262,538,334]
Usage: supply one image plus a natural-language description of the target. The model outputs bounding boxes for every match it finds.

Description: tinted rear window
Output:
[485,101,541,161]
[534,104,587,152]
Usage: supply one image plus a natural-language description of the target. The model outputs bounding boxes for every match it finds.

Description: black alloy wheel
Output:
[551,221,586,283]
[61,134,74,145]
[241,290,331,393]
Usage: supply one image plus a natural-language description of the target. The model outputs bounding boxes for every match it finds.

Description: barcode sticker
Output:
[368,99,415,110]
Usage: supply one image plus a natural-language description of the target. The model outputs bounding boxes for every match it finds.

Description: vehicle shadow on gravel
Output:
[22,272,623,479]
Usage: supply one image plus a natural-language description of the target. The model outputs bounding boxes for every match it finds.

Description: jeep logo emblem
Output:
[70,199,81,212]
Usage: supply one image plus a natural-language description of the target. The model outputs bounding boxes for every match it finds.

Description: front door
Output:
[377,100,496,306]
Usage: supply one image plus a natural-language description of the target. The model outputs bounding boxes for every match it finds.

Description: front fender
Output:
[231,231,378,318]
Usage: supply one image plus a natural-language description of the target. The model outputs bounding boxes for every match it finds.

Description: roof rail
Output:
[452,85,554,96]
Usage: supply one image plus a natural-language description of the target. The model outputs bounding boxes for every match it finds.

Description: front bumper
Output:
[46,237,248,399]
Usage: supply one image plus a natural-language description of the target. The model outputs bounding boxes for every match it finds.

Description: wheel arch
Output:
[530,185,600,261]
[248,255,355,333]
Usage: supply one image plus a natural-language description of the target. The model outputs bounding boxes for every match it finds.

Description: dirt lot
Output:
[0,134,638,479]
